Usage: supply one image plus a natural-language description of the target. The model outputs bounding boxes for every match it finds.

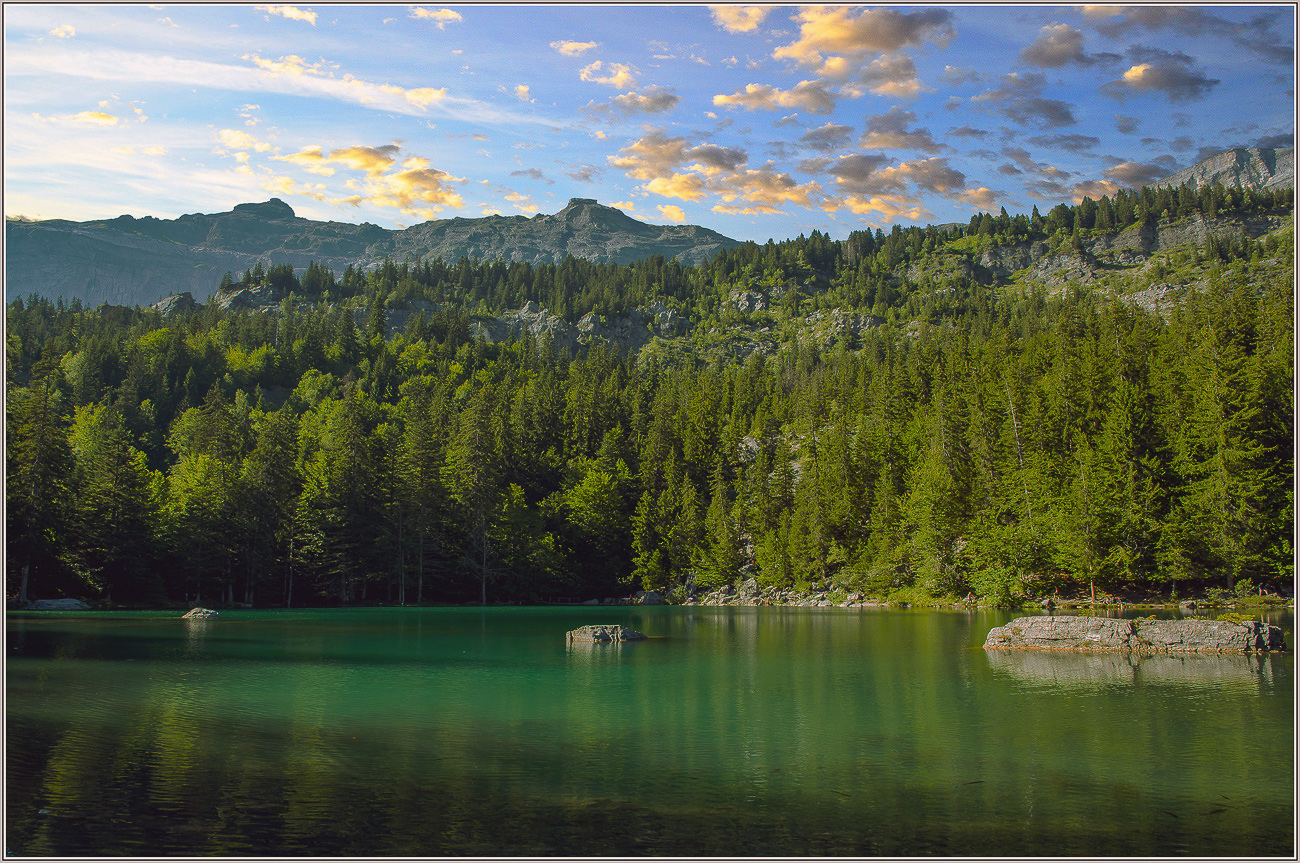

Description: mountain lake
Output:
[5,606,1293,856]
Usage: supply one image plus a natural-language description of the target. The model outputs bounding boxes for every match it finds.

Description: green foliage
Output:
[4,185,1292,606]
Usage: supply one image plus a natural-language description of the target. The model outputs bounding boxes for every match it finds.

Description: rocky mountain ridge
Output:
[8,148,1292,313]
[1154,147,1293,193]
[6,197,739,307]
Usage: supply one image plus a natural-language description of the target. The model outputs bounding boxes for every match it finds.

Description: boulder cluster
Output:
[687,578,883,608]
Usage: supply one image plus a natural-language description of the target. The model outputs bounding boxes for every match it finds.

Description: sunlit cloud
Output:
[49,24,75,38]
[709,6,770,33]
[1102,59,1220,101]
[657,204,686,222]
[255,5,317,26]
[512,84,534,103]
[244,53,326,76]
[713,80,836,114]
[859,107,948,153]
[410,7,463,29]
[550,40,599,56]
[579,61,637,89]
[773,6,954,69]
[217,128,273,152]
[34,110,120,126]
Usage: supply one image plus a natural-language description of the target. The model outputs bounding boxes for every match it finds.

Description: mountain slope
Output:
[4,198,739,306]
[1154,147,1294,192]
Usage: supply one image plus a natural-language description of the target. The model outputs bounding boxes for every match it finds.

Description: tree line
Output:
[6,187,1293,606]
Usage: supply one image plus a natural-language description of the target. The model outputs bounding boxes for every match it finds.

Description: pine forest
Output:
[7,183,1294,608]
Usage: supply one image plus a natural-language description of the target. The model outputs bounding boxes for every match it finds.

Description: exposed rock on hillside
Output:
[6,197,739,307]
[151,292,198,317]
[1155,147,1294,193]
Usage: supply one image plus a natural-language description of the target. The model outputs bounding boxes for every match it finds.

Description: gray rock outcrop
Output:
[24,598,91,610]
[566,624,646,642]
[1154,147,1294,193]
[182,607,220,619]
[984,616,1286,654]
[633,590,667,606]
[151,292,198,317]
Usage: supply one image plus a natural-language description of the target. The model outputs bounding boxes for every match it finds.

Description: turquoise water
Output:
[6,607,1293,856]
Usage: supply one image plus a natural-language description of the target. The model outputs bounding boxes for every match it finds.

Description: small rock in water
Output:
[182,607,219,619]
[566,624,646,642]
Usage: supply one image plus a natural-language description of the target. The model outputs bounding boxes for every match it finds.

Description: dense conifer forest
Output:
[6,183,1294,607]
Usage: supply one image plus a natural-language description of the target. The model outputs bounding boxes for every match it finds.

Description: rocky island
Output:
[984,616,1286,654]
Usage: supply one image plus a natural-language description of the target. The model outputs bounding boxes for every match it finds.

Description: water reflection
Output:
[6,608,1292,857]
[986,648,1285,689]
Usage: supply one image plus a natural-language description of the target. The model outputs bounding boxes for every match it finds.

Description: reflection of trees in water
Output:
[7,610,1294,856]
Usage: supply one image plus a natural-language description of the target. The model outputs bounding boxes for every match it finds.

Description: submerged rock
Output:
[984,616,1286,654]
[182,607,220,619]
[566,624,646,642]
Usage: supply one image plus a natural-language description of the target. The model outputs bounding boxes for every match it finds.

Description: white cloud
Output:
[49,24,75,38]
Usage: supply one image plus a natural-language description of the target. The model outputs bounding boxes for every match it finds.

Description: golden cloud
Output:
[657,204,687,222]
[579,61,637,89]
[49,24,75,38]
[712,166,822,210]
[365,164,466,218]
[71,111,119,125]
[551,40,599,56]
[609,129,693,180]
[708,6,771,33]
[957,187,1000,209]
[274,145,334,175]
[835,194,931,223]
[255,5,317,25]
[244,53,324,76]
[713,80,835,114]
[513,84,533,102]
[644,173,708,201]
[773,7,954,67]
[217,129,272,152]
[410,7,463,28]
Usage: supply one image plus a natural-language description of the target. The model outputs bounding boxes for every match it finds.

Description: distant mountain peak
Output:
[230,198,296,219]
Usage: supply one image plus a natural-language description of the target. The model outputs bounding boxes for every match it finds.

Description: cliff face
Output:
[5,197,740,306]
[1155,147,1294,193]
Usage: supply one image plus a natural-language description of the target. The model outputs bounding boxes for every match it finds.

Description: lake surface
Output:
[6,606,1293,856]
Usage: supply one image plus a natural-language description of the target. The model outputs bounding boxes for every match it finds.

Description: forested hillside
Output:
[7,182,1293,607]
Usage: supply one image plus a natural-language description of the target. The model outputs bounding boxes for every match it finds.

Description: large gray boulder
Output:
[566,624,646,642]
[984,616,1286,654]
[633,590,666,606]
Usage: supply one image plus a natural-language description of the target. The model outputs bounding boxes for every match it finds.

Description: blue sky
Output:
[4,4,1293,242]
